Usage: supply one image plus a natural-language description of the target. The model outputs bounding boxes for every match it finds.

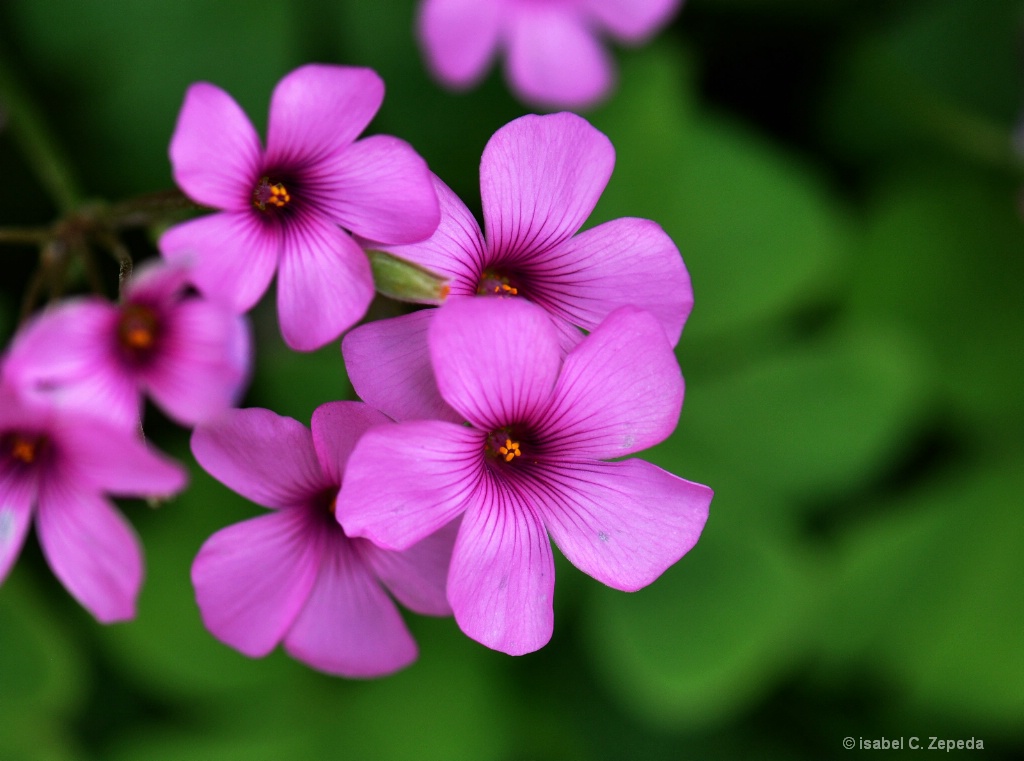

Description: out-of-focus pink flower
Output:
[337,298,711,655]
[190,402,456,677]
[2,260,251,430]
[343,112,691,423]
[418,0,683,108]
[0,386,186,622]
[160,64,440,351]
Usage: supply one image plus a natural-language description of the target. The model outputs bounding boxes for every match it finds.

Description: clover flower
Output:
[160,64,440,351]
[343,111,692,423]
[337,298,711,655]
[2,260,250,430]
[0,386,186,622]
[190,402,456,677]
[418,0,683,108]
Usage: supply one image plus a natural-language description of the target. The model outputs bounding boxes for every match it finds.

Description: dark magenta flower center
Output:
[477,269,522,297]
[2,430,48,467]
[484,427,526,466]
[252,176,293,212]
[116,303,161,363]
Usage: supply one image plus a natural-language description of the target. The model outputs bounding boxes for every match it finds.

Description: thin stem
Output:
[0,227,49,245]
[0,50,84,213]
[106,188,201,228]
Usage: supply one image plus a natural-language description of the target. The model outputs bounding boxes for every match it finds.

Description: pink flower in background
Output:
[190,402,456,677]
[0,386,186,622]
[2,260,251,430]
[337,298,711,655]
[418,0,683,108]
[160,64,441,351]
[343,112,691,423]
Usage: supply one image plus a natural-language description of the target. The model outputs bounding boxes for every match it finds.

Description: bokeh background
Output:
[1,0,1022,758]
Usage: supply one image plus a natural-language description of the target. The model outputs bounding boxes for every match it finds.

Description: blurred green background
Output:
[1,0,1022,758]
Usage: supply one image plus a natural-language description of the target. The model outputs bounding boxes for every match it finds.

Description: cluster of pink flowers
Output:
[1,63,710,676]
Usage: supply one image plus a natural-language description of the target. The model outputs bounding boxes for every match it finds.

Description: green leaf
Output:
[0,573,86,714]
[823,0,1020,167]
[589,44,850,343]
[648,324,930,506]
[817,455,1024,732]
[584,503,812,730]
[7,0,297,196]
[845,169,1024,439]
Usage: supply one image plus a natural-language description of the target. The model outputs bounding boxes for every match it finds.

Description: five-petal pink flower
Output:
[343,111,692,423]
[160,64,441,351]
[2,260,251,430]
[0,386,186,622]
[418,0,683,108]
[190,402,456,677]
[337,298,711,655]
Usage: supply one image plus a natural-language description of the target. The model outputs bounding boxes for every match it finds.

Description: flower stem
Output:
[0,50,84,213]
[0,227,48,245]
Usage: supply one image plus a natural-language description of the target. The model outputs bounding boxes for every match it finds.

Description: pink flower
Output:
[2,260,251,430]
[418,0,682,108]
[0,386,186,622]
[160,64,441,351]
[337,298,711,655]
[190,402,456,677]
[343,112,692,423]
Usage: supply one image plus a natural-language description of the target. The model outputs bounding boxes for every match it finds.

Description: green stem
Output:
[0,51,84,213]
[106,188,201,228]
[0,227,48,245]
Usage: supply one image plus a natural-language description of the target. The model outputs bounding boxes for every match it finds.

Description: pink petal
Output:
[377,174,487,295]
[144,299,252,426]
[266,65,383,167]
[123,258,192,305]
[342,310,461,424]
[0,476,35,585]
[505,7,613,109]
[428,297,562,431]
[336,420,483,550]
[190,408,327,509]
[4,299,141,430]
[528,217,692,346]
[584,0,682,42]
[310,401,390,485]
[447,478,555,655]
[276,213,374,351]
[359,518,459,616]
[418,0,501,87]
[191,509,320,657]
[283,534,417,678]
[311,135,440,245]
[35,483,142,623]
[159,212,279,313]
[58,418,186,498]
[542,306,683,459]
[480,113,614,261]
[539,459,711,591]
[169,82,261,211]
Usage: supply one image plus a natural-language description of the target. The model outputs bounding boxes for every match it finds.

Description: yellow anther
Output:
[268,183,291,206]
[497,438,521,462]
[253,177,292,210]
[492,283,518,296]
